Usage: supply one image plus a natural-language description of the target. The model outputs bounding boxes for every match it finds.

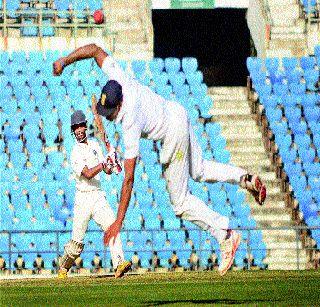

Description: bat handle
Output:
[105,140,112,152]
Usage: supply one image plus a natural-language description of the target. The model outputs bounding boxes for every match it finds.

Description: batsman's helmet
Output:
[71,110,87,132]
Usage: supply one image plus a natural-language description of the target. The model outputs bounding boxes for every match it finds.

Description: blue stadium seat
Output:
[304,162,320,177]
[273,83,288,95]
[286,69,303,84]
[32,86,48,103]
[7,139,23,153]
[148,58,164,76]
[303,106,320,122]
[3,125,21,141]
[72,0,87,19]
[0,154,9,169]
[304,69,319,91]
[309,122,320,135]
[169,72,185,88]
[281,95,297,108]
[246,57,263,73]
[25,138,43,153]
[88,0,103,12]
[43,125,60,146]
[21,19,39,37]
[185,71,203,86]
[47,151,65,167]
[300,56,316,70]
[284,162,302,177]
[269,69,286,85]
[289,83,306,95]
[131,60,146,77]
[301,93,317,108]
[294,134,311,149]
[182,57,198,74]
[289,121,308,135]
[284,107,301,123]
[14,85,31,101]
[6,0,20,18]
[10,152,27,169]
[265,57,280,74]
[190,84,207,99]
[55,0,71,18]
[265,107,283,123]
[279,147,297,164]
[298,147,316,163]
[164,58,181,74]
[313,133,320,148]
[255,84,272,98]
[156,84,172,100]
[282,57,298,71]
[153,72,169,87]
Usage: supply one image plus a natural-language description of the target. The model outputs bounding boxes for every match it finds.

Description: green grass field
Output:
[1,270,320,306]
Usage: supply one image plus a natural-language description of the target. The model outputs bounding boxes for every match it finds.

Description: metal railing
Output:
[0,3,118,52]
[0,225,318,274]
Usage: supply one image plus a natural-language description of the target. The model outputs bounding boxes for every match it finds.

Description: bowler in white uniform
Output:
[57,110,131,278]
[54,45,266,276]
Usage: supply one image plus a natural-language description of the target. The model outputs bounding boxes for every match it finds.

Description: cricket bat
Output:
[91,94,122,174]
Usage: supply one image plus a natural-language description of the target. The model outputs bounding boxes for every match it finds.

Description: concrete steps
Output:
[263,0,308,57]
[105,0,153,59]
[210,86,306,270]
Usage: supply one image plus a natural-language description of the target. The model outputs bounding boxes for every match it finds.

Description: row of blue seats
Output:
[252,70,319,91]
[300,0,319,14]
[0,54,199,76]
[249,55,320,247]
[0,0,103,15]
[247,53,320,73]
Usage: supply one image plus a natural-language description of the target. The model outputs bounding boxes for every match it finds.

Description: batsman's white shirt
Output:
[102,57,246,243]
[70,138,124,268]
[71,139,104,191]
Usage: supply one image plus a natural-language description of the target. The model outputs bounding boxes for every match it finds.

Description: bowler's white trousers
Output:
[161,102,246,243]
[72,190,124,269]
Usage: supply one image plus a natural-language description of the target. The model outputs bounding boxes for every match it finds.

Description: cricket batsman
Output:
[57,110,131,278]
[53,45,266,276]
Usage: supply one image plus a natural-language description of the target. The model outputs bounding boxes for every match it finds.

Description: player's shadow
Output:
[144,298,273,306]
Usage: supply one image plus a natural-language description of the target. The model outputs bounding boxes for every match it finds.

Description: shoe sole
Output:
[219,232,241,276]
[115,262,131,278]
[255,177,267,205]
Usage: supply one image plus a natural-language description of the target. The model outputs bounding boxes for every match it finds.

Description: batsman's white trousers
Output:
[161,102,247,243]
[72,190,124,269]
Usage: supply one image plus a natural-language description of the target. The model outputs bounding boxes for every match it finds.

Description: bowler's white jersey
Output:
[102,57,172,160]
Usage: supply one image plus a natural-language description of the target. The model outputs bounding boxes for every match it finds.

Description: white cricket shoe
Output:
[218,230,241,276]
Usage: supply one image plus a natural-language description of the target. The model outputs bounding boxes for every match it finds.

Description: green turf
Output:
[1,270,320,306]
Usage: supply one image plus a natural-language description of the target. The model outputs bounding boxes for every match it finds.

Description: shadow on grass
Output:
[144,298,276,306]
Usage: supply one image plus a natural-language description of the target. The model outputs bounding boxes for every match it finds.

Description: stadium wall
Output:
[246,0,268,59]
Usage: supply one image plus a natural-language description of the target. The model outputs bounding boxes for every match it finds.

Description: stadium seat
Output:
[10,152,27,169]
[246,57,263,73]
[164,58,181,74]
[265,57,280,74]
[149,58,164,75]
[282,57,298,71]
[21,19,39,37]
[300,56,316,71]
[6,0,20,18]
[54,0,72,18]
[182,57,198,74]
[186,71,203,86]
[304,69,319,91]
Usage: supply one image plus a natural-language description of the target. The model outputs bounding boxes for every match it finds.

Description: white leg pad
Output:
[60,240,84,270]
